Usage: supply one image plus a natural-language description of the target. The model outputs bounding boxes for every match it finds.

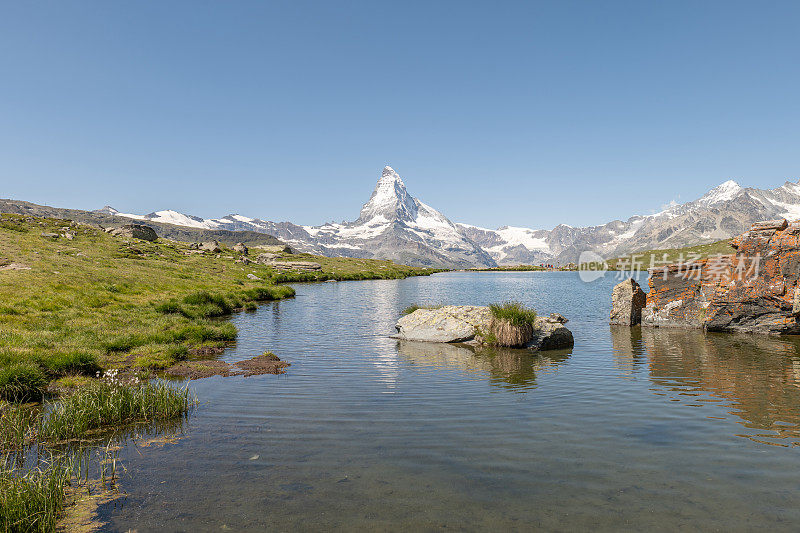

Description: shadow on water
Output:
[612,325,800,446]
[396,339,572,392]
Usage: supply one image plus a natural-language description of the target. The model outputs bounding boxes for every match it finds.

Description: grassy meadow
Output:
[0,213,440,399]
[605,238,734,270]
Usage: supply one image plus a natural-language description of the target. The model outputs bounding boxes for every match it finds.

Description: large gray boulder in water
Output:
[610,278,647,326]
[393,305,573,351]
[395,306,491,343]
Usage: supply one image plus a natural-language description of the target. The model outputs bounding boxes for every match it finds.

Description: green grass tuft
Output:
[0,456,72,533]
[35,352,101,378]
[489,301,537,327]
[0,363,48,402]
[38,380,195,442]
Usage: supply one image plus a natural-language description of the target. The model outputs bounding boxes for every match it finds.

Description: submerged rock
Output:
[393,305,573,351]
[610,278,647,325]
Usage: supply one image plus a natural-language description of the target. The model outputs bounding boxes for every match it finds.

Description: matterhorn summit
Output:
[302,166,496,268]
[358,166,418,223]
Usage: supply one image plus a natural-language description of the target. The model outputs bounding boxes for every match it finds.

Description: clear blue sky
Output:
[1,1,799,229]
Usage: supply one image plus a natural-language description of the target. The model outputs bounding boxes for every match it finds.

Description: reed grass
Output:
[0,403,38,452]
[0,454,72,533]
[39,379,194,443]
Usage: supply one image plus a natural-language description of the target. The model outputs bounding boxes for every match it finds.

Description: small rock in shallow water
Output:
[610,278,647,326]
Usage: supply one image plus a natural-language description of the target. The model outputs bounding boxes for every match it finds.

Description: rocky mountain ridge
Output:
[69,168,800,267]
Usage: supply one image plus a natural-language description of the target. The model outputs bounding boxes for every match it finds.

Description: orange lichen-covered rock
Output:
[639,219,800,334]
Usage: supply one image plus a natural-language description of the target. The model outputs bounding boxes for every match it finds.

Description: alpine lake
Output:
[96,271,800,531]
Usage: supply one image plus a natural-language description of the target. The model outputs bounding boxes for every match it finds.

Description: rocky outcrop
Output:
[253,251,321,272]
[233,242,248,255]
[393,306,573,351]
[610,278,647,325]
[269,261,322,272]
[637,218,800,334]
[199,241,222,253]
[256,244,293,254]
[110,224,158,242]
[255,253,278,264]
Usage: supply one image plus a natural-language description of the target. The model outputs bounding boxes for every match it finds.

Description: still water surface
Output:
[102,272,800,531]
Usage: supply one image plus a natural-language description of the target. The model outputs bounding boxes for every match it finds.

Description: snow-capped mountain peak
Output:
[697,179,743,206]
[99,167,800,268]
[357,165,418,223]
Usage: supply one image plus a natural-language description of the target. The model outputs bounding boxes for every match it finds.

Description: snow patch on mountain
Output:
[697,180,743,206]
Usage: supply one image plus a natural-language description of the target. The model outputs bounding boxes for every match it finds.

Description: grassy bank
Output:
[470,265,549,272]
[0,214,441,399]
[605,238,733,270]
[0,214,297,399]
[271,253,444,282]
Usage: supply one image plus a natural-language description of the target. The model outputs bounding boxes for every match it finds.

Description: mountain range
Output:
[96,166,800,268]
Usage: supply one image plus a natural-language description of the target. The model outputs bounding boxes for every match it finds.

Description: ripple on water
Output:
[101,272,800,531]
